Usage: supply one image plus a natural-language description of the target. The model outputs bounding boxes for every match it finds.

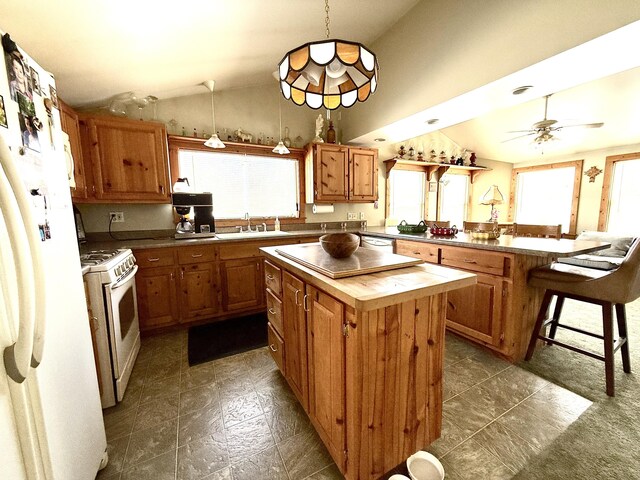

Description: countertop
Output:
[361,227,611,257]
[79,228,354,253]
[260,245,477,311]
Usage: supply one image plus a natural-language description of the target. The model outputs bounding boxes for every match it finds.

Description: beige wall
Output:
[514,142,640,233]
[342,0,640,142]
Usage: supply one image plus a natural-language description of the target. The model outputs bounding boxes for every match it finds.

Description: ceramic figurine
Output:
[469,152,477,166]
[439,151,447,163]
[398,145,406,158]
[417,151,424,161]
[234,128,253,143]
[313,114,324,143]
[430,149,437,162]
[408,147,415,157]
[283,126,292,147]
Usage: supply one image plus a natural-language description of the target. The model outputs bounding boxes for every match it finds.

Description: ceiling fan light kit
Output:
[277,0,378,110]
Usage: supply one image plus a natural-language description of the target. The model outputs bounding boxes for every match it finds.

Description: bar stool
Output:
[525,239,640,396]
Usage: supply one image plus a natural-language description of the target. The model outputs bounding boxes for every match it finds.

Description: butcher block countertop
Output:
[260,245,477,311]
[362,227,611,257]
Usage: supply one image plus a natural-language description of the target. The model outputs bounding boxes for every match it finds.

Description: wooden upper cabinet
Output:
[315,144,349,202]
[306,143,378,203]
[59,99,89,200]
[349,147,378,201]
[86,115,171,203]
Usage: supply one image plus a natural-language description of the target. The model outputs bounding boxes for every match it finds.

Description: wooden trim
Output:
[508,160,583,236]
[168,135,307,224]
[597,152,640,231]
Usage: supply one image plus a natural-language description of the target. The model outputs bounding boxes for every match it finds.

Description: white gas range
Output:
[81,249,140,408]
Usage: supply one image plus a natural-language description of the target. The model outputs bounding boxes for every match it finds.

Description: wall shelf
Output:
[384,158,491,184]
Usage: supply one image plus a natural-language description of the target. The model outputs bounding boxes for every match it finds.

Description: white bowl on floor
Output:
[406,451,445,480]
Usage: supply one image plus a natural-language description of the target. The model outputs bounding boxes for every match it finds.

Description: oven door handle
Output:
[109,265,139,290]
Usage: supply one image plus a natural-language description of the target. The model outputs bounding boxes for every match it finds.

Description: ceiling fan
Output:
[503,94,604,144]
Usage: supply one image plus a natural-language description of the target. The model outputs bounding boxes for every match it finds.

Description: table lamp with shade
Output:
[481,185,504,222]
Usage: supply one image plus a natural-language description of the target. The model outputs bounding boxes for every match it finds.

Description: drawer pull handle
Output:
[268,308,276,315]
[147,257,160,262]
[294,289,300,306]
[266,274,274,280]
[413,251,420,255]
[463,259,477,263]
[269,344,278,352]
[191,253,203,258]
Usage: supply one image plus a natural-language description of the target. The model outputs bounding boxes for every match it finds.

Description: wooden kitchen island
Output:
[260,245,476,480]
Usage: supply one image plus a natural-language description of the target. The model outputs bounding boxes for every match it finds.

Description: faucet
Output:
[261,222,267,232]
[244,213,254,232]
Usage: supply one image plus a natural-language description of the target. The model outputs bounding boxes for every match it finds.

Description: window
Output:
[599,153,640,234]
[438,173,469,227]
[168,137,305,223]
[388,169,426,223]
[509,160,582,235]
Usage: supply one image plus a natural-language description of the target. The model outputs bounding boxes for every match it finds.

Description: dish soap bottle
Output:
[274,217,280,231]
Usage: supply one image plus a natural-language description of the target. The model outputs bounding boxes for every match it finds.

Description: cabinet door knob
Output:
[294,289,300,306]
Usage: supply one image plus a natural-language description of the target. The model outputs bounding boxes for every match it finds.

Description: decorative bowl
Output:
[319,233,360,258]
[397,220,429,234]
[430,224,458,237]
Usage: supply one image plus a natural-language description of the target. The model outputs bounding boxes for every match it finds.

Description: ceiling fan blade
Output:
[502,132,536,143]
[559,122,605,129]
[506,129,536,134]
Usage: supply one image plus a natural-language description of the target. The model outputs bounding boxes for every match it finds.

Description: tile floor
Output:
[97,330,591,480]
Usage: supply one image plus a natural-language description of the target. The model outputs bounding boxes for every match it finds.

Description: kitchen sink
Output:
[215,231,291,240]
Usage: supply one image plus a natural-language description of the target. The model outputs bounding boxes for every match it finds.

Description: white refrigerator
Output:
[0,32,108,479]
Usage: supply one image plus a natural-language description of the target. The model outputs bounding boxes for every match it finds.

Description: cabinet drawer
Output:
[266,290,283,336]
[134,248,175,268]
[395,240,439,264]
[440,246,508,277]
[177,245,217,264]
[219,241,262,260]
[264,260,282,297]
[267,323,285,373]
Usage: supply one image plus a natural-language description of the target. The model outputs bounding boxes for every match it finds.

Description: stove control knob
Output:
[115,266,122,276]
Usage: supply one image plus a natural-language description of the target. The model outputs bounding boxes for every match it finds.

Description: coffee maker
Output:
[172,192,216,238]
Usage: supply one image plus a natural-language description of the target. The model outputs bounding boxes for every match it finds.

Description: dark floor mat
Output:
[188,313,268,366]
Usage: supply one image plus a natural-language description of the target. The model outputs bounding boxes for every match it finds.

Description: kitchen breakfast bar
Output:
[260,245,475,480]
[364,227,611,363]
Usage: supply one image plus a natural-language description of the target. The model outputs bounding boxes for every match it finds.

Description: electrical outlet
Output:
[359,212,365,220]
[110,212,124,223]
[347,212,356,220]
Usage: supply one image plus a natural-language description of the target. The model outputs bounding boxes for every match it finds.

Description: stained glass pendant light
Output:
[277,0,378,110]
[203,80,225,149]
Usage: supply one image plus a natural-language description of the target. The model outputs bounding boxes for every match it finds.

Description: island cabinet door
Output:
[306,285,346,471]
[179,263,220,320]
[282,272,309,409]
[445,273,505,347]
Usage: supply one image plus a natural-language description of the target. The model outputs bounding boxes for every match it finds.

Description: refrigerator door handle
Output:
[0,136,46,382]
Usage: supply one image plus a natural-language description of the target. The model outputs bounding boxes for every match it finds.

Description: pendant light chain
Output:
[325,0,330,38]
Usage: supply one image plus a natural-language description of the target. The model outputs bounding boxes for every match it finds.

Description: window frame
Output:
[436,170,471,226]
[598,151,640,231]
[384,163,429,221]
[508,159,583,236]
[168,135,307,227]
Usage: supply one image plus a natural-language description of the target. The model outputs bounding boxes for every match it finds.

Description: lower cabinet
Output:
[446,273,505,347]
[179,262,220,320]
[282,271,309,409]
[305,284,346,469]
[136,265,180,329]
[221,257,263,311]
